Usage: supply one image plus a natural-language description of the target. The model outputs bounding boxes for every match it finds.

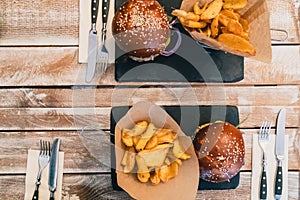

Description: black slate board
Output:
[114,0,244,83]
[110,105,241,191]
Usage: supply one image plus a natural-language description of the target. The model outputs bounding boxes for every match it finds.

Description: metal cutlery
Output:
[258,121,271,200]
[48,138,61,200]
[86,0,99,83]
[32,140,51,200]
[97,0,110,78]
[275,108,286,200]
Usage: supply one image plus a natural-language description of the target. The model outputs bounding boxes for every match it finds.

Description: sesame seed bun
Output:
[112,0,170,62]
[193,121,245,183]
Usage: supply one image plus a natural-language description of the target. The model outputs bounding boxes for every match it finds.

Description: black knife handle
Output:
[102,0,110,24]
[260,169,267,199]
[32,190,39,200]
[49,191,55,200]
[91,0,99,24]
[275,165,283,196]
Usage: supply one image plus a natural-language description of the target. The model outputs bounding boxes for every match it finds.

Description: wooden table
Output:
[0,0,299,199]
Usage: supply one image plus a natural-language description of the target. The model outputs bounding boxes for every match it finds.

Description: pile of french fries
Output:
[172,0,256,55]
[120,121,191,185]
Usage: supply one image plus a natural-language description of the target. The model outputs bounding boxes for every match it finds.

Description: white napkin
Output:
[251,134,288,200]
[24,150,64,200]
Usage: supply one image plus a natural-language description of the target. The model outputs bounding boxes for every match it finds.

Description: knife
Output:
[275,108,286,200]
[86,0,99,83]
[48,138,61,200]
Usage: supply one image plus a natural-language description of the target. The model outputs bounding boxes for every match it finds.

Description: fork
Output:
[32,140,51,200]
[97,0,110,77]
[258,121,271,200]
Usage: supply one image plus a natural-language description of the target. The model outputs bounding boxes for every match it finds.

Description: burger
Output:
[193,121,245,183]
[112,0,170,62]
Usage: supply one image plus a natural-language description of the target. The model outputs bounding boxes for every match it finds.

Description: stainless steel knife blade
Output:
[86,0,99,83]
[48,138,61,200]
[275,108,286,199]
[276,108,286,159]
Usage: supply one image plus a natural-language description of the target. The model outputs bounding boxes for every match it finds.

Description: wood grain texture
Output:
[0,46,299,86]
[0,86,299,108]
[0,106,299,130]
[0,130,299,174]
[0,173,299,199]
[0,0,298,45]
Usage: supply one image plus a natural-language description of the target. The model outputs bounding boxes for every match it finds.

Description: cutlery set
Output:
[86,0,110,83]
[32,138,61,200]
[258,108,286,200]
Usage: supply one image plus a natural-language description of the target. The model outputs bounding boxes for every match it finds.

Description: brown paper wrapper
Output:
[180,0,272,63]
[114,101,199,200]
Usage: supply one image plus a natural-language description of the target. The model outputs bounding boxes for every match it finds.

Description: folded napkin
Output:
[24,150,64,200]
[251,134,289,200]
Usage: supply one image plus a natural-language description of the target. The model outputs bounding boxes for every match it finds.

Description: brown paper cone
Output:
[114,101,199,200]
[180,0,272,63]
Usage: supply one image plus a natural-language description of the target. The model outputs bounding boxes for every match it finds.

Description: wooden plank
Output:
[0,46,299,86]
[0,172,299,199]
[0,0,298,45]
[0,106,299,130]
[0,86,299,108]
[0,130,299,173]
[268,0,300,43]
[0,0,79,45]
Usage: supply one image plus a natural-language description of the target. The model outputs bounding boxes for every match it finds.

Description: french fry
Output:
[121,148,129,166]
[217,33,256,55]
[193,2,208,15]
[132,135,140,147]
[171,9,188,18]
[150,169,161,185]
[211,15,219,38]
[155,128,173,138]
[173,139,191,160]
[239,17,249,32]
[157,131,177,144]
[174,158,183,166]
[145,135,158,150]
[181,20,207,29]
[186,12,201,21]
[227,19,243,36]
[223,0,248,10]
[172,10,201,21]
[200,0,223,20]
[121,130,133,147]
[158,162,179,183]
[127,121,148,136]
[136,155,150,183]
[122,147,136,173]
[202,26,212,37]
[135,123,156,151]
[220,9,240,21]
[138,144,171,168]
[218,13,230,26]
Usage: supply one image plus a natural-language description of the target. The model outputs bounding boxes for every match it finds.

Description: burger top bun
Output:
[112,0,170,62]
[193,121,245,183]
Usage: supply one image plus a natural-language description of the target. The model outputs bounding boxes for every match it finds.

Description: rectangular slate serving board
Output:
[114,0,244,83]
[110,105,241,190]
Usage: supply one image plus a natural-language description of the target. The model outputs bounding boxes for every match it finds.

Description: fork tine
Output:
[47,141,51,156]
[39,140,43,155]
